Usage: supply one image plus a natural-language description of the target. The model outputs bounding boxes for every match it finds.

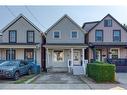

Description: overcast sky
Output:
[0,6,127,32]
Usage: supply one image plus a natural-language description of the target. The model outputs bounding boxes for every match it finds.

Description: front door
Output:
[73,51,80,65]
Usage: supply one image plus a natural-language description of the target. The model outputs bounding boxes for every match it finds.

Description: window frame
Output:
[27,30,35,43]
[104,19,112,27]
[53,31,61,39]
[113,30,121,42]
[6,49,16,60]
[110,48,120,59]
[71,31,78,39]
[95,30,103,42]
[52,50,64,62]
[24,49,34,61]
[9,30,17,43]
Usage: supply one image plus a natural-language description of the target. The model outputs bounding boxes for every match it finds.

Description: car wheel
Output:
[14,72,20,80]
[28,69,32,75]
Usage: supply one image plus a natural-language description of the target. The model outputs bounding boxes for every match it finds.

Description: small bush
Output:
[87,63,116,83]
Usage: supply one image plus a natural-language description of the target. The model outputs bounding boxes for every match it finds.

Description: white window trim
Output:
[110,48,120,58]
[70,30,79,39]
[52,49,64,62]
[53,31,61,39]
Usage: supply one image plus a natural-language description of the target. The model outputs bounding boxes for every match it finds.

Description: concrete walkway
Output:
[32,72,85,84]
[0,72,127,89]
[116,73,127,84]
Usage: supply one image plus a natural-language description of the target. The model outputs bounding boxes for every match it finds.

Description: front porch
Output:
[44,44,88,75]
[89,43,127,72]
[0,44,41,65]
[89,42,127,62]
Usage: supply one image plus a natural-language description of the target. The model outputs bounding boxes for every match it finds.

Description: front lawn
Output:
[14,74,36,84]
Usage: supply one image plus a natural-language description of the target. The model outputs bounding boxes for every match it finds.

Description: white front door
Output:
[73,51,80,65]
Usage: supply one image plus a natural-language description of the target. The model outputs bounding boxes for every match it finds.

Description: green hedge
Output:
[87,63,116,83]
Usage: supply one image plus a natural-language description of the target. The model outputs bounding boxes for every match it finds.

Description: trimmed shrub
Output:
[87,63,116,83]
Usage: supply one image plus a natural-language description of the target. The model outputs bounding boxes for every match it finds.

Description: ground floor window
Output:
[6,49,16,60]
[53,50,64,62]
[24,49,34,61]
[111,48,119,59]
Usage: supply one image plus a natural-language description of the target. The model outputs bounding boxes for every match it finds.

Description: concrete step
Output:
[47,67,68,73]
[73,66,84,75]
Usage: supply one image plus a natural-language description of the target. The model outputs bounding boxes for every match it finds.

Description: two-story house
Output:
[0,14,45,68]
[44,15,88,72]
[82,14,127,63]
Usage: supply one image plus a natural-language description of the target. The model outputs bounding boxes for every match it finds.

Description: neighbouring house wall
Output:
[46,17,84,44]
[2,17,42,44]
[88,16,127,42]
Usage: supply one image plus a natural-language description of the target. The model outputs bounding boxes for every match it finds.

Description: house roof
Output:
[0,14,44,35]
[45,14,86,35]
[82,21,100,32]
[82,14,127,33]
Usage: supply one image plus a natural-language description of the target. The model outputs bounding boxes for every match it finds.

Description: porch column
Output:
[71,48,74,66]
[93,47,96,62]
[10,48,12,61]
[46,48,49,66]
[107,48,110,59]
[82,48,85,65]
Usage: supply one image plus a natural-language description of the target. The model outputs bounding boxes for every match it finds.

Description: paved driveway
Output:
[116,73,127,84]
[32,72,85,84]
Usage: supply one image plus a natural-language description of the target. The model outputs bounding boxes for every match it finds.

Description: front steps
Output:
[72,66,84,75]
[47,67,68,73]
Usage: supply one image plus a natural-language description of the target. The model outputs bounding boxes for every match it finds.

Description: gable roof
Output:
[82,21,100,32]
[83,14,127,33]
[0,14,43,34]
[45,14,86,35]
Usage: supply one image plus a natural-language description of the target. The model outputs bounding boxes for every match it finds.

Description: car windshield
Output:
[0,61,18,66]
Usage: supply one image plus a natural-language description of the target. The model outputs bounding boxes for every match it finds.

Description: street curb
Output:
[24,74,40,84]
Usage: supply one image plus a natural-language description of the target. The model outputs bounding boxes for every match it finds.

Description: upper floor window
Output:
[27,31,34,43]
[113,30,121,42]
[71,31,78,39]
[104,19,112,27]
[95,30,103,42]
[53,31,60,39]
[9,30,17,43]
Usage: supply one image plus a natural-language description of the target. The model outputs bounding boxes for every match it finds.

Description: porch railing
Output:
[106,58,127,72]
[106,58,127,66]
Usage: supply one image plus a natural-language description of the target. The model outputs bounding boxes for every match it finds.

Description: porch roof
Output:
[44,43,88,49]
[89,42,127,48]
[0,43,40,48]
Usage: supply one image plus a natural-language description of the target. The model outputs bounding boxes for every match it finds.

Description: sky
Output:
[0,6,127,32]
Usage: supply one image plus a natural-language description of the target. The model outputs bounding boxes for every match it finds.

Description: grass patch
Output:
[14,74,36,84]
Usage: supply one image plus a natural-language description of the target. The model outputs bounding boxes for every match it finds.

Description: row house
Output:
[82,14,127,64]
[43,15,88,73]
[0,14,45,69]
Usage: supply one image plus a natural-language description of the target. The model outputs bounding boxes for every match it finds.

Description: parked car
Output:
[0,60,34,80]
